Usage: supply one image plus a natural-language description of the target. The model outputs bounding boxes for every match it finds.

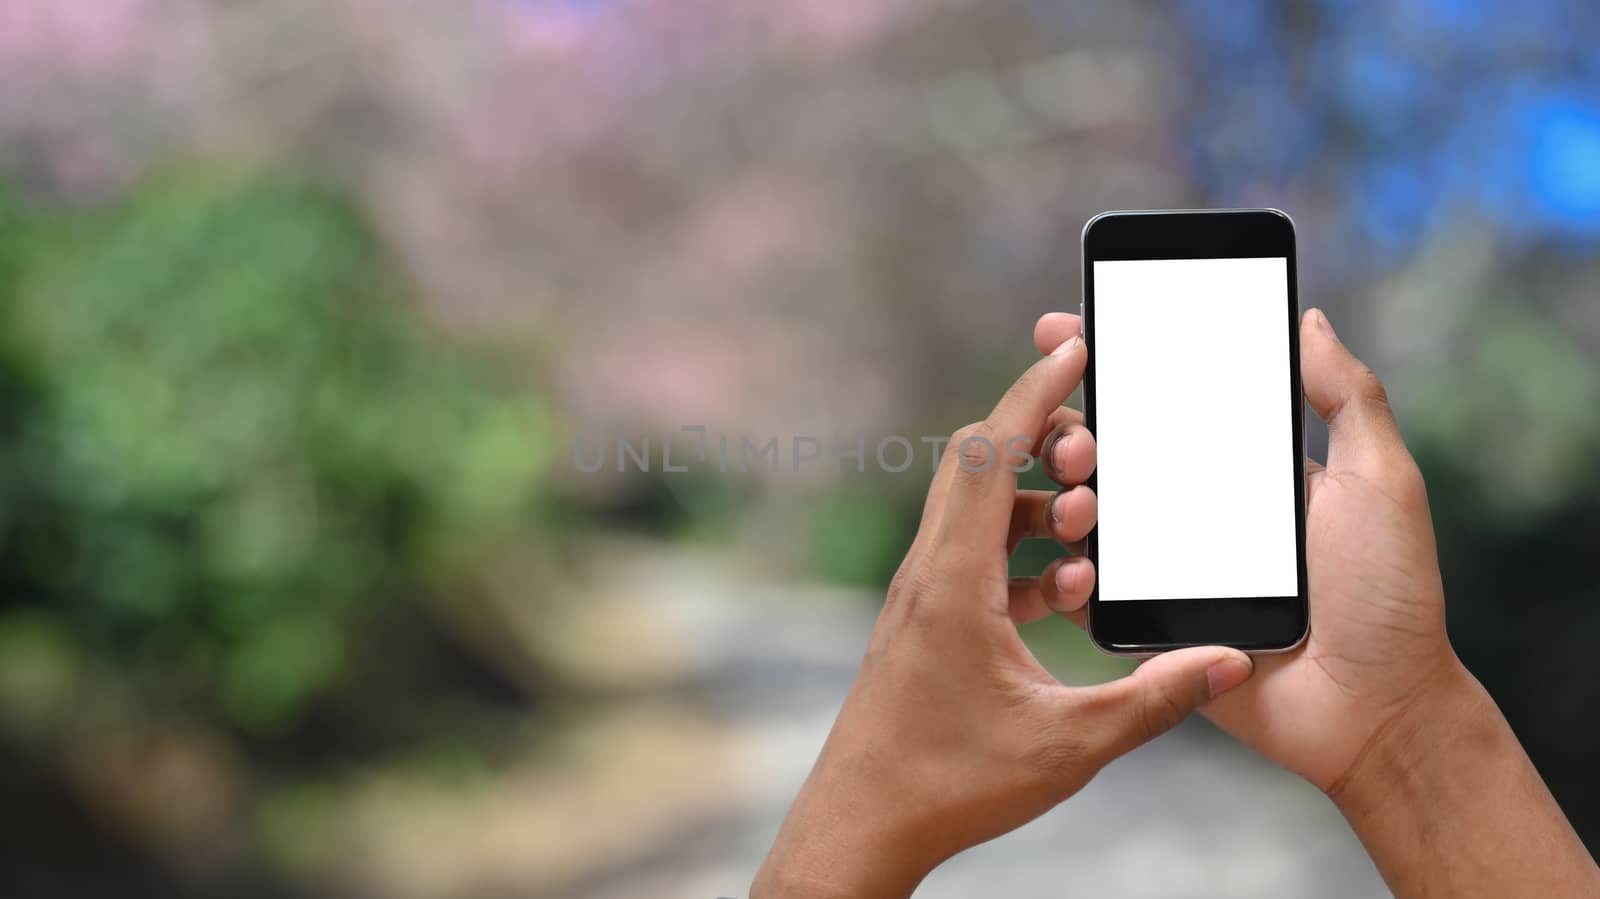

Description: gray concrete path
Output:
[569,542,1389,899]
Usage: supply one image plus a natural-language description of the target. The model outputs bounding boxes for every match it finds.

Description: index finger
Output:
[988,334,1087,452]
[1033,312,1082,356]
[936,335,1087,542]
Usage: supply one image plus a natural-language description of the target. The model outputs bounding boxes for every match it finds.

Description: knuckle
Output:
[886,559,938,610]
[957,443,992,475]
[951,421,997,475]
[883,558,957,638]
[886,562,914,604]
[1139,683,1189,742]
[1356,367,1391,409]
[889,558,935,595]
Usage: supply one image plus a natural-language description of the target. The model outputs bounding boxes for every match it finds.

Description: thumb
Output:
[1300,308,1407,471]
[1069,646,1253,763]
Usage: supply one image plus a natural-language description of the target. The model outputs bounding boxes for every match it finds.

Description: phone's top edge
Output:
[1081,207,1295,242]
[1086,207,1288,215]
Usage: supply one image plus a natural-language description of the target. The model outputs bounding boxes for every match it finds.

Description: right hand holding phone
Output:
[1034,308,1476,797]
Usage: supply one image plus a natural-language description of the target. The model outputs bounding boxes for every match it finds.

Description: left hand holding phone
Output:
[751,331,1254,899]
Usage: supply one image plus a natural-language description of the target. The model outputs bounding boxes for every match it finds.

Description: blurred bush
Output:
[0,171,554,742]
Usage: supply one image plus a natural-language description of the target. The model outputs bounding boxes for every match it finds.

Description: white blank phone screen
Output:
[1092,257,1298,601]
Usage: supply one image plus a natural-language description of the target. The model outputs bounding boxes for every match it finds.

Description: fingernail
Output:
[1052,430,1072,476]
[1042,428,1069,478]
[1052,560,1087,610]
[1047,489,1068,528]
[1052,334,1083,356]
[1205,654,1253,699]
[1311,308,1336,338]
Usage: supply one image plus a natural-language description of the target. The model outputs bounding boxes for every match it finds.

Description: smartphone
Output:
[1081,209,1308,655]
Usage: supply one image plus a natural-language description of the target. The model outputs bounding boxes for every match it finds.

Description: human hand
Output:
[753,333,1255,899]
[1031,308,1467,797]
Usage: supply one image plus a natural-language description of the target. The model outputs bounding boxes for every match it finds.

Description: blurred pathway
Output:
[545,540,1390,899]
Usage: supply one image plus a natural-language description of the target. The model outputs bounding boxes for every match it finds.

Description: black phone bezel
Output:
[1081,209,1309,654]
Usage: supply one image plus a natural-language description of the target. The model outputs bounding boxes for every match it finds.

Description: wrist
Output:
[753,852,927,899]
[1326,657,1500,825]
[1322,657,1600,895]
[753,821,936,899]
[752,767,942,899]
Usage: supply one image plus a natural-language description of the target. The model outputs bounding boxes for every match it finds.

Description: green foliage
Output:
[0,612,79,736]
[1405,312,1600,512]
[0,172,552,733]
[255,779,342,874]
[808,489,918,588]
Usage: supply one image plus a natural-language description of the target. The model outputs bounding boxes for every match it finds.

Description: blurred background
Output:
[0,1,1597,897]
